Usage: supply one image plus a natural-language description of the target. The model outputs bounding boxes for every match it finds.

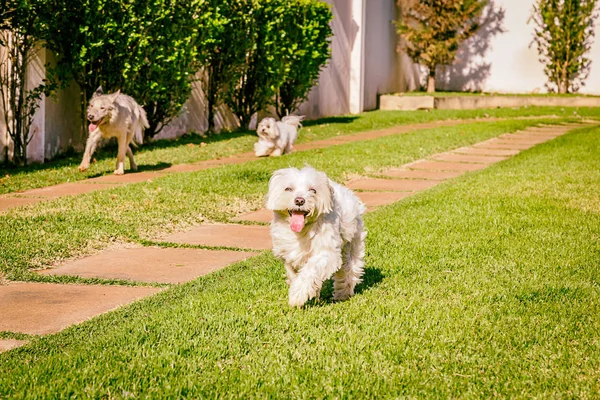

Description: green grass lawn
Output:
[0,117,585,281]
[0,114,599,397]
[0,106,598,195]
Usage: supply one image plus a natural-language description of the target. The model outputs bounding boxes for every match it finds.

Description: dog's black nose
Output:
[294,197,305,206]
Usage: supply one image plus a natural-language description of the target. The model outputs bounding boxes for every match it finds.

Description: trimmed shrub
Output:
[43,0,207,139]
[275,0,332,118]
[224,0,332,128]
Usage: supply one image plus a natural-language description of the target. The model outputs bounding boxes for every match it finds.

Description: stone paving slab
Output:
[494,135,549,144]
[39,247,257,284]
[84,171,167,184]
[382,169,464,180]
[0,197,45,212]
[431,153,509,164]
[0,282,162,335]
[473,140,536,150]
[162,224,272,250]
[451,147,520,156]
[233,209,272,223]
[347,178,439,191]
[356,191,416,208]
[407,160,488,172]
[0,339,28,353]
[17,182,119,199]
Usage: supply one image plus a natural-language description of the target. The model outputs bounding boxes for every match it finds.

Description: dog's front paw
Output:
[113,169,125,175]
[288,280,316,308]
[78,164,88,172]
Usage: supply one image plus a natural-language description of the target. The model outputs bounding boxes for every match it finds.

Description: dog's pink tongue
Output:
[88,123,98,133]
[290,211,306,233]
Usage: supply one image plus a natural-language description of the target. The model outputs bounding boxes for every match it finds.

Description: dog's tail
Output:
[281,115,304,129]
[133,104,150,145]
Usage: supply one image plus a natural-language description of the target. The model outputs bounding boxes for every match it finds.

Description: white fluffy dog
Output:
[254,115,304,157]
[266,166,367,307]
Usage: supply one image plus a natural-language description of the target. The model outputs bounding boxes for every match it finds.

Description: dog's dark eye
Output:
[309,188,316,194]
[285,187,293,192]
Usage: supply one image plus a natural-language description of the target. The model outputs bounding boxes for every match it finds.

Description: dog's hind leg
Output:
[333,230,366,301]
[126,146,137,171]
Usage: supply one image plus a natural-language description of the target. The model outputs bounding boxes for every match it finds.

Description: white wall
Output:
[438,0,600,94]
[363,0,418,110]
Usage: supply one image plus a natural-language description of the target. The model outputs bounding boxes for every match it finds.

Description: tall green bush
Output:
[223,0,332,127]
[198,0,253,132]
[529,0,598,93]
[275,0,332,118]
[224,0,286,128]
[43,0,207,139]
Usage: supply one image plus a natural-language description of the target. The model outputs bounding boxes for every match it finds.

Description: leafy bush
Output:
[224,0,332,127]
[43,0,207,139]
[275,0,332,118]
[198,0,253,132]
[529,0,598,93]
[395,0,487,93]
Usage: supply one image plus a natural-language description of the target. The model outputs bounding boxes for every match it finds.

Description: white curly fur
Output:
[266,166,367,307]
[254,115,304,157]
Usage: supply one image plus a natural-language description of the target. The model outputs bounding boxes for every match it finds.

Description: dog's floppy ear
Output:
[93,86,103,97]
[266,169,286,210]
[314,172,333,215]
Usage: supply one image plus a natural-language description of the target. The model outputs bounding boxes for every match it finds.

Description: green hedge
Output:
[34,0,331,137]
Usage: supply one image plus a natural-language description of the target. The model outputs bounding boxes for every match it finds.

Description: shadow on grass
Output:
[302,116,359,127]
[305,266,384,308]
[0,130,255,179]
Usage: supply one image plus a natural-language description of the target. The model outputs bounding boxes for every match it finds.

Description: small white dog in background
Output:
[266,166,367,307]
[254,115,304,157]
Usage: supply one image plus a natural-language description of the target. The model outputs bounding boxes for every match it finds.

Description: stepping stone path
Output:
[0,121,592,352]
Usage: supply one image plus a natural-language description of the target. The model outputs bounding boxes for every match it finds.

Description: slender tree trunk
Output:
[426,65,436,93]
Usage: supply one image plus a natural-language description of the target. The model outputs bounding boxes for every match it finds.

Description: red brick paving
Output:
[162,223,272,250]
[0,282,162,335]
[40,247,257,284]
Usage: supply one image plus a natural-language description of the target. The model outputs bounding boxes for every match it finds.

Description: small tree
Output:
[275,0,332,118]
[395,0,487,93]
[529,0,598,93]
[0,0,54,166]
[198,0,253,132]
